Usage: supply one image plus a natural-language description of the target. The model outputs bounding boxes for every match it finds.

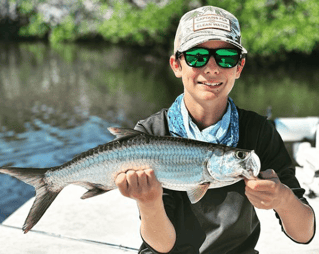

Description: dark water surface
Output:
[0,42,319,222]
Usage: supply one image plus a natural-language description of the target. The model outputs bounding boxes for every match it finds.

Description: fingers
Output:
[115,172,129,197]
[136,170,148,187]
[115,170,147,197]
[144,168,159,186]
[115,169,163,204]
[126,170,139,188]
[245,188,274,209]
[244,178,276,192]
[244,169,278,192]
[244,169,288,210]
[258,169,277,180]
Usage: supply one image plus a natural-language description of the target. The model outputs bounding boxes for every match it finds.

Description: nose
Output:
[203,56,220,74]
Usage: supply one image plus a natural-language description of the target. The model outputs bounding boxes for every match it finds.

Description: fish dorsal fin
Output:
[186,183,210,204]
[169,131,183,138]
[108,127,142,138]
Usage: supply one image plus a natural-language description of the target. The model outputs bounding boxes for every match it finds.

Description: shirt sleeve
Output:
[138,189,205,254]
[255,119,306,199]
[254,118,316,243]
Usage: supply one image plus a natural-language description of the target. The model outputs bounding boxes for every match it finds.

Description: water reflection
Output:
[0,42,183,222]
[1,42,319,134]
[232,62,319,118]
[0,42,182,134]
[0,116,114,222]
[0,42,319,222]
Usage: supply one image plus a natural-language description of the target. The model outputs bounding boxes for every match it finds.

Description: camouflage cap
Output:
[174,6,247,54]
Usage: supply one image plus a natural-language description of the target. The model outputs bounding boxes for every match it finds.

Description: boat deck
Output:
[1,185,318,253]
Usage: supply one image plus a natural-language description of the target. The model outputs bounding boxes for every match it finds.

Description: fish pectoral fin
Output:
[186,183,210,204]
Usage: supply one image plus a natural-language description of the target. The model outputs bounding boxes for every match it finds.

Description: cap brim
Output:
[178,35,247,54]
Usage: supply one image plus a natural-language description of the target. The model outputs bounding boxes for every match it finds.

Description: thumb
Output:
[258,169,277,179]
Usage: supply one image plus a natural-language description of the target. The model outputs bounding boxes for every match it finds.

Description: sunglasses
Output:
[176,47,243,68]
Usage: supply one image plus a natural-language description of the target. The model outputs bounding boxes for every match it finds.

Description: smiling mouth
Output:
[199,82,223,87]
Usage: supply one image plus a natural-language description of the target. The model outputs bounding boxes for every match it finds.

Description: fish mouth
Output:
[241,152,261,179]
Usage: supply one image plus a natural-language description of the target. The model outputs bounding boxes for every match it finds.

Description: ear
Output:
[235,58,246,79]
[170,55,182,78]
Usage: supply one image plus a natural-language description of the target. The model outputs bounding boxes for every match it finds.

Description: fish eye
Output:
[235,151,246,159]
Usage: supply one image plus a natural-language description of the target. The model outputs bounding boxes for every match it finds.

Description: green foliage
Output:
[203,0,319,56]
[17,0,97,44]
[98,0,188,45]
[240,0,319,56]
[19,13,49,38]
[19,1,35,14]
[11,0,319,55]
[49,15,76,44]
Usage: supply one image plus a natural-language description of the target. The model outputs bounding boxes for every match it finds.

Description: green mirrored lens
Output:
[185,48,209,67]
[215,49,240,68]
[183,48,241,68]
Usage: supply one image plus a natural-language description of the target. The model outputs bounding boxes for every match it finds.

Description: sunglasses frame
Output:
[176,47,244,68]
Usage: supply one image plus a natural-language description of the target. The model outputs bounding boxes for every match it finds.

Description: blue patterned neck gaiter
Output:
[167,94,239,147]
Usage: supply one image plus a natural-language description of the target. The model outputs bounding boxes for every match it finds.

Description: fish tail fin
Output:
[23,188,61,233]
[0,167,47,186]
[0,167,61,233]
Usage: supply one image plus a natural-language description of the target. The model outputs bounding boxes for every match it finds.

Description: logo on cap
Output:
[193,15,231,32]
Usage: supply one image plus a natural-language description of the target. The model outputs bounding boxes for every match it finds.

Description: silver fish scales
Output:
[0,127,260,233]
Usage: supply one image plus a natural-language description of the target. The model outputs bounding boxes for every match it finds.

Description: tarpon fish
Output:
[0,127,260,233]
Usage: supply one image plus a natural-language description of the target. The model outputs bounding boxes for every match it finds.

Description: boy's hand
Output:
[245,169,315,243]
[115,169,163,207]
[244,169,291,210]
[116,169,175,252]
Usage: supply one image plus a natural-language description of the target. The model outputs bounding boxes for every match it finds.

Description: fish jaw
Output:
[241,151,260,179]
[248,151,261,177]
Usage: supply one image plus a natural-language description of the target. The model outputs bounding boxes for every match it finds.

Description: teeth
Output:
[204,82,221,86]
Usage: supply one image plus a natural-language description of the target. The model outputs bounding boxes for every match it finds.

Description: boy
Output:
[115,6,315,254]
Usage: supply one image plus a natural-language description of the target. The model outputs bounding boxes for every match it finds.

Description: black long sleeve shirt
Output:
[134,107,314,254]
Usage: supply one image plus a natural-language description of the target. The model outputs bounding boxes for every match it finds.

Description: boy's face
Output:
[170,40,245,107]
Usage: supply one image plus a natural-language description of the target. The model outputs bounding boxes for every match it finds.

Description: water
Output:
[0,41,183,222]
[0,42,319,222]
[0,116,114,222]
